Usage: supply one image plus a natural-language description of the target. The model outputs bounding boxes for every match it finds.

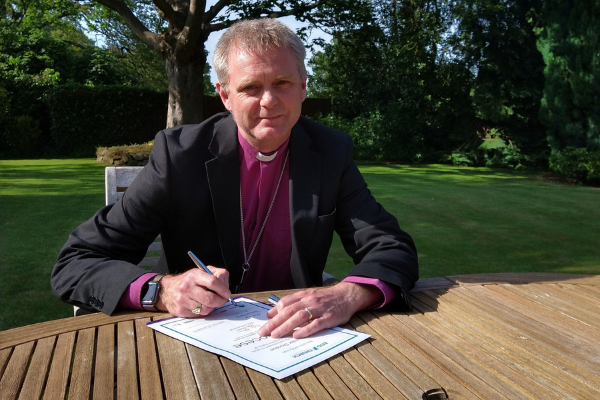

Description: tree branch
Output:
[152,0,181,29]
[203,0,230,25]
[206,1,322,34]
[95,0,165,51]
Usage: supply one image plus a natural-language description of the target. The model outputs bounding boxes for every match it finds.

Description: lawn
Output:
[1,160,598,330]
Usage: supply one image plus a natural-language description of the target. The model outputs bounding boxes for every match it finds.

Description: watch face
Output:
[142,281,159,306]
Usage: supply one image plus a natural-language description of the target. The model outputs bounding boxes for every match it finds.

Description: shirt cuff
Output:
[342,276,397,309]
[118,272,159,310]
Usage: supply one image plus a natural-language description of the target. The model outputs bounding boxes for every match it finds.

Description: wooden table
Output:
[1,273,599,400]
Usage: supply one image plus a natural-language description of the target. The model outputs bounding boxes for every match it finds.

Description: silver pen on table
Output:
[188,251,240,306]
[268,294,280,305]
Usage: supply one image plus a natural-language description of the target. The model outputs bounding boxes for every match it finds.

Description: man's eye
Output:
[245,85,256,90]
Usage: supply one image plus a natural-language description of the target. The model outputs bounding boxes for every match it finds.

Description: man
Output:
[52,19,418,339]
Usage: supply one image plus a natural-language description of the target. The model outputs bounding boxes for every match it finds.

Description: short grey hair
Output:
[213,18,307,93]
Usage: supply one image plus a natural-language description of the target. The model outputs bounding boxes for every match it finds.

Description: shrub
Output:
[48,86,167,157]
[451,128,528,169]
[96,142,153,166]
[549,147,600,185]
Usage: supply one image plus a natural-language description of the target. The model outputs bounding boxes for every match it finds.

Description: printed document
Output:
[147,297,370,379]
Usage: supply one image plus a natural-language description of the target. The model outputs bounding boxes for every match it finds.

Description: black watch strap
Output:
[141,274,164,311]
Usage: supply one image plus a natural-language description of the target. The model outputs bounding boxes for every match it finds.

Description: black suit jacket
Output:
[52,112,418,314]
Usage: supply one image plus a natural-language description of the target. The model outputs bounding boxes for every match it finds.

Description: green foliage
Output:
[310,0,474,163]
[48,86,167,157]
[451,0,548,158]
[451,128,528,168]
[549,147,600,184]
[538,0,600,152]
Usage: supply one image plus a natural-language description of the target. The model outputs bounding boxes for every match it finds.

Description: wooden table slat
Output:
[342,344,408,400]
[349,313,440,393]
[43,332,75,400]
[68,327,96,400]
[566,281,600,297]
[486,284,600,342]
[372,311,507,400]
[293,369,332,400]
[396,309,533,400]
[220,357,260,400]
[410,293,577,400]
[0,341,34,400]
[347,316,423,399]
[547,283,600,308]
[0,348,12,381]
[155,332,200,400]
[324,353,382,400]
[93,324,115,400]
[17,336,55,400]
[358,312,479,400]
[135,318,164,400]
[117,321,140,400]
[446,273,600,286]
[530,283,600,325]
[410,297,565,400]
[274,375,310,400]
[246,367,284,400]
[458,285,600,365]
[186,344,235,400]
[0,311,157,351]
[419,290,600,398]
[311,361,358,400]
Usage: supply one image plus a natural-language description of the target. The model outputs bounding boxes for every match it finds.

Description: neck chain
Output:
[236,149,289,293]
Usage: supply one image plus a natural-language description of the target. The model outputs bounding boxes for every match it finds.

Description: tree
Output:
[81,0,370,127]
[538,0,600,152]
[451,0,547,158]
[309,0,473,162]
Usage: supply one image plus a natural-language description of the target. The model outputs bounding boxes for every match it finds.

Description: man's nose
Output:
[260,88,278,108]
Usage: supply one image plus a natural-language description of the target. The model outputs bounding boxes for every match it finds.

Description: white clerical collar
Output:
[256,151,278,162]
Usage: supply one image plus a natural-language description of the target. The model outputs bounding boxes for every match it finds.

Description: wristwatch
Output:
[141,274,165,311]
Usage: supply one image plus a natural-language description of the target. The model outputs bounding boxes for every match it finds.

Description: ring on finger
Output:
[304,307,314,322]
[192,303,202,315]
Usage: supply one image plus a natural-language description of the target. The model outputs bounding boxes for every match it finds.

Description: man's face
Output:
[216,46,307,153]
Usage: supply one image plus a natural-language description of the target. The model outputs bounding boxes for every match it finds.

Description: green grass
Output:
[324,164,600,279]
[1,161,599,331]
[0,159,106,330]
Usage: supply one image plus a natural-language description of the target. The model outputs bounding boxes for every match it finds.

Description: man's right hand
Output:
[155,266,231,317]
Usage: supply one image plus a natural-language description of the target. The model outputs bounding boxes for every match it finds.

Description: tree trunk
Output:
[165,48,206,128]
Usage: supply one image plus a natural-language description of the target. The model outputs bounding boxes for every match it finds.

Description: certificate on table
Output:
[147,297,370,379]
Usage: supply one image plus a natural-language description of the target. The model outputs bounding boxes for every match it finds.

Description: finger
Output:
[210,266,230,287]
[267,308,314,339]
[265,293,303,318]
[191,270,232,302]
[292,317,328,339]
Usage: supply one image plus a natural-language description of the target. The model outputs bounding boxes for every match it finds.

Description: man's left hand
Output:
[257,282,383,339]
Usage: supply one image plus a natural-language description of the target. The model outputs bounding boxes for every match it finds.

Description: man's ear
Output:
[216,82,231,111]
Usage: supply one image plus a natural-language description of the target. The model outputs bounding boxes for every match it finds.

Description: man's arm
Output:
[260,127,418,338]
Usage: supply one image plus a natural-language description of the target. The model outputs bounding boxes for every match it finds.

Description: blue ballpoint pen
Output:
[188,251,240,306]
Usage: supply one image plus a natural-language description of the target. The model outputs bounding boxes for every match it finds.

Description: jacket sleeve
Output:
[334,137,419,310]
[51,131,172,314]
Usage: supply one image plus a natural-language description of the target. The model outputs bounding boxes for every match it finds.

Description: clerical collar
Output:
[256,151,277,162]
[237,130,290,163]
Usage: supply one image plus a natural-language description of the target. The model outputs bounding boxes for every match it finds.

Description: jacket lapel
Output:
[289,123,321,288]
[205,116,242,285]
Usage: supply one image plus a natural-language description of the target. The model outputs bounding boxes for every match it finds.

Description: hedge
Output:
[48,86,168,157]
